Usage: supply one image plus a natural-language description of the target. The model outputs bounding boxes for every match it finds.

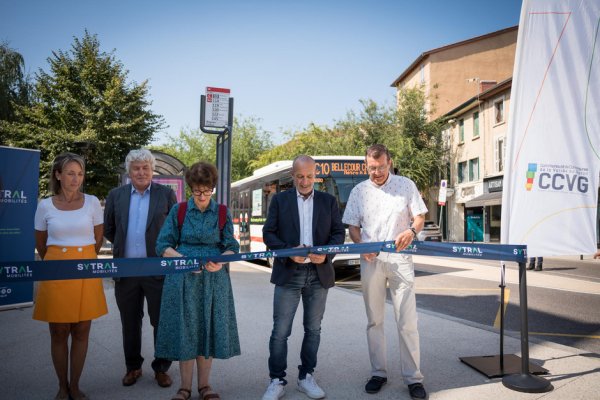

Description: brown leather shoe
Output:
[122,369,142,386]
[155,371,173,388]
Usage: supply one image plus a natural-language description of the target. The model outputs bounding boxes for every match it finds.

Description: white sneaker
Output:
[262,378,286,400]
[297,373,326,399]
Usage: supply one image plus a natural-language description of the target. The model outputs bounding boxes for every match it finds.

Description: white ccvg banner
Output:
[501,0,600,256]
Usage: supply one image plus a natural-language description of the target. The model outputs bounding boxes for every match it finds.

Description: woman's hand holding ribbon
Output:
[205,250,234,272]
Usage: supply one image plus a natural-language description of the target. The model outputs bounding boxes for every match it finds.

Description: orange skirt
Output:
[33,245,108,323]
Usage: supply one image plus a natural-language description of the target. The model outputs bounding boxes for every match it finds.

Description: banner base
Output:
[502,372,553,393]
[460,354,548,378]
[0,301,33,311]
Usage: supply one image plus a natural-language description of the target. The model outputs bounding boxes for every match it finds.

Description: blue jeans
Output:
[268,264,328,382]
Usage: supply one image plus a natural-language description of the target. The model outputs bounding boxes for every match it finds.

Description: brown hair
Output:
[49,152,85,195]
[365,144,391,161]
[185,161,218,189]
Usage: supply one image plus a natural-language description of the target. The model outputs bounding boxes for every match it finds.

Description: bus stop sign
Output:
[204,87,230,128]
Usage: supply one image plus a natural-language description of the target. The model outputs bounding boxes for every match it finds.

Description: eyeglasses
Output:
[367,165,389,174]
[192,188,213,197]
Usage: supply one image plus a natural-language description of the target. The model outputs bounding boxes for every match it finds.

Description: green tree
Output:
[155,116,273,181]
[0,42,32,142]
[253,121,364,168]
[2,31,164,197]
[232,117,274,180]
[333,99,397,148]
[387,87,446,192]
[153,127,215,169]
[160,88,443,192]
[253,90,445,193]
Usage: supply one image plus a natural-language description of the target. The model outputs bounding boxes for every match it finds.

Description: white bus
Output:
[230,156,369,268]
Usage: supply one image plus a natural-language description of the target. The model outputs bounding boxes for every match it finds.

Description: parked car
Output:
[417,220,442,241]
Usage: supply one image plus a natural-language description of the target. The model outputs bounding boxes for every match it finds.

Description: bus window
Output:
[263,182,277,216]
[240,190,250,211]
[279,178,293,192]
[333,177,357,214]
[229,156,368,268]
[231,196,239,218]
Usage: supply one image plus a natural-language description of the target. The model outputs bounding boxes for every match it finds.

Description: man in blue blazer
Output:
[261,155,345,400]
[104,149,176,389]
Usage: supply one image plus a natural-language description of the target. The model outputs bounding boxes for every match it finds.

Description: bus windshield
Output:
[314,175,366,215]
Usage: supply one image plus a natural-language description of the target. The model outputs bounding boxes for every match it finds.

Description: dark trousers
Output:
[114,276,171,373]
[268,264,328,382]
[528,257,543,266]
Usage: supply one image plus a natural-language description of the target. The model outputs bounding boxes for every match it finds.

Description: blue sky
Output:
[1,0,522,144]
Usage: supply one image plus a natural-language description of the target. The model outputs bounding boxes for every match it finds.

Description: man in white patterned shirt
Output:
[342,144,428,400]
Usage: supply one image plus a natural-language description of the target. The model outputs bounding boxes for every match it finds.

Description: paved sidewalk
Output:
[1,261,599,399]
[411,255,600,295]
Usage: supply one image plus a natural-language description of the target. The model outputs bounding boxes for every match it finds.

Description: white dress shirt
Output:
[296,189,314,262]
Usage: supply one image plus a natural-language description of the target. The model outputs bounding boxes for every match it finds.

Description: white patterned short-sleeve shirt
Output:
[342,174,428,243]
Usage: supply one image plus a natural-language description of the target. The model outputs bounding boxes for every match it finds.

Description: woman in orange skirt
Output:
[34,152,107,400]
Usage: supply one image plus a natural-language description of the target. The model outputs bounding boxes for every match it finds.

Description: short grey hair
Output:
[125,149,155,173]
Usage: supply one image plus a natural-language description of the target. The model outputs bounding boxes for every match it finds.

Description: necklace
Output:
[60,193,82,203]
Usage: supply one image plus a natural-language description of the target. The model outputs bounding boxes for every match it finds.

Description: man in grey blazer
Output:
[104,149,177,388]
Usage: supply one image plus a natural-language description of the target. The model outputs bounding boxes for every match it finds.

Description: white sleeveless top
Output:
[34,194,103,247]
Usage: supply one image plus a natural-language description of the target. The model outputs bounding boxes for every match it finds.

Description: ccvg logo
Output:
[526,163,589,193]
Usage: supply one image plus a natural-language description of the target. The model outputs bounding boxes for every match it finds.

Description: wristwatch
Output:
[409,227,418,239]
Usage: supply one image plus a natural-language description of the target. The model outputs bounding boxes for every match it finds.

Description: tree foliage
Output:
[252,123,351,166]
[389,88,446,191]
[254,89,445,192]
[153,127,215,169]
[155,116,273,182]
[0,42,32,141]
[2,31,165,197]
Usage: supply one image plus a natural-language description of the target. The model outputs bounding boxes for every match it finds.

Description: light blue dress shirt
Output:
[124,183,151,258]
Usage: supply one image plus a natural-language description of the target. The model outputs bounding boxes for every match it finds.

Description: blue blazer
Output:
[263,188,345,289]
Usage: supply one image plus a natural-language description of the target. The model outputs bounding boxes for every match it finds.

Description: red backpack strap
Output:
[218,204,227,232]
[177,201,188,233]
[218,204,229,273]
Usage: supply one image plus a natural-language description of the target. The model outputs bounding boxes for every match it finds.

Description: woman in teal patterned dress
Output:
[155,161,240,400]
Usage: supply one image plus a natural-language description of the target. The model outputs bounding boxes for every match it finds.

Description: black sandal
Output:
[171,388,191,400]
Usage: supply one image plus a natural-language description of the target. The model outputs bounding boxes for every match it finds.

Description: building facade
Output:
[391,26,518,121]
[390,26,517,231]
[444,79,511,242]
[392,26,599,244]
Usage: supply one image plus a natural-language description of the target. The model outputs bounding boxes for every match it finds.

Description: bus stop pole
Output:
[199,94,234,207]
[215,97,233,206]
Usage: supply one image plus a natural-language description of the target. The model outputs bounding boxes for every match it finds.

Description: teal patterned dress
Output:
[155,198,240,360]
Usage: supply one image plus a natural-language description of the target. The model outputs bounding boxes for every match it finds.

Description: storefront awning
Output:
[465,192,502,208]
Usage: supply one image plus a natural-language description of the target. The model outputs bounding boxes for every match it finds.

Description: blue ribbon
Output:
[0,241,526,283]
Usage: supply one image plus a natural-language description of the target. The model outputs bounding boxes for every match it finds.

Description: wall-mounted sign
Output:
[486,176,503,192]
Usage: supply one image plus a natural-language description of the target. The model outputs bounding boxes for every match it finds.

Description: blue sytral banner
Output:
[0,241,527,283]
[0,146,40,308]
